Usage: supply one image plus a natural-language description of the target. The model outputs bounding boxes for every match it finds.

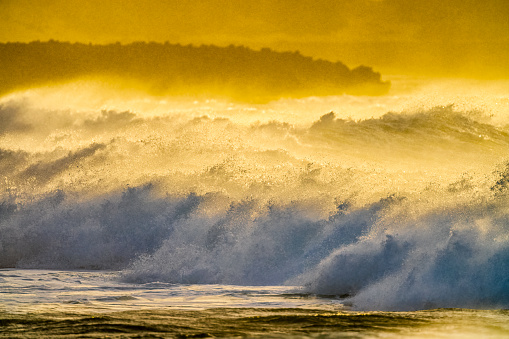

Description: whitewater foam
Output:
[1,78,509,311]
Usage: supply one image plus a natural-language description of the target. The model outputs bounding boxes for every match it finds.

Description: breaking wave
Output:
[1,79,509,311]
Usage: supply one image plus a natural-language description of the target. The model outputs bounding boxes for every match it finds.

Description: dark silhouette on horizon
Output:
[0,41,390,101]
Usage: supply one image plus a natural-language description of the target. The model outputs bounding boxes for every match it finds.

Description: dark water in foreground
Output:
[2,307,509,338]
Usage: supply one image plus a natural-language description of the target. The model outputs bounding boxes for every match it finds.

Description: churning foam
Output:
[1,78,508,311]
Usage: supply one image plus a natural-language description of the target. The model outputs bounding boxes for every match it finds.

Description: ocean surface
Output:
[1,76,509,337]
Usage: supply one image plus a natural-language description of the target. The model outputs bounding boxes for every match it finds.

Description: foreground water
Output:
[1,269,508,338]
[1,77,509,336]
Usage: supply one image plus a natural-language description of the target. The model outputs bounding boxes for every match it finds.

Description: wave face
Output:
[1,79,509,311]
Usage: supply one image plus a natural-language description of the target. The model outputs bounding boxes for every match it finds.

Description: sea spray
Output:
[1,79,509,311]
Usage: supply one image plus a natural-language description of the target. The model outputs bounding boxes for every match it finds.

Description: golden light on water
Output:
[1,78,508,207]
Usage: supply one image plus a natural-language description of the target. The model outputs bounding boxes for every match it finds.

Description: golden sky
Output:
[1,0,508,77]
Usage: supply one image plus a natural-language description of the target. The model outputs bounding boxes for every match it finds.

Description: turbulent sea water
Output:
[1,77,509,337]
